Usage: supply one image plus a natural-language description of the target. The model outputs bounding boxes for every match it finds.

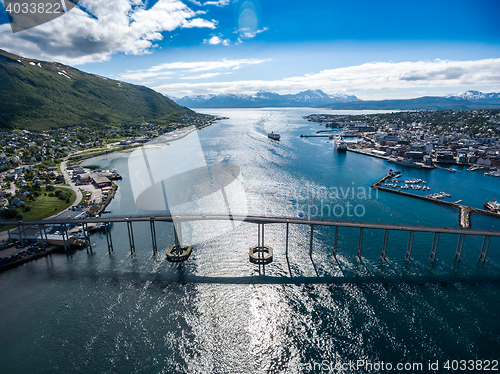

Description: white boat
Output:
[268,132,280,140]
[485,199,500,213]
[334,136,347,152]
[484,170,500,177]
[467,165,482,171]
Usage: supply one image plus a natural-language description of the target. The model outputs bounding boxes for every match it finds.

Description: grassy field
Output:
[0,187,77,231]
[22,187,77,220]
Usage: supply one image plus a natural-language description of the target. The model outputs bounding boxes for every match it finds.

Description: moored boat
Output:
[268,132,280,140]
[334,135,347,152]
[484,169,500,177]
[484,199,500,213]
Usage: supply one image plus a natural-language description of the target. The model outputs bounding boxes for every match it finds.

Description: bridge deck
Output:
[2,214,499,237]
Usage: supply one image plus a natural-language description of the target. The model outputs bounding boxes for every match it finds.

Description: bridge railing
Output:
[2,215,499,262]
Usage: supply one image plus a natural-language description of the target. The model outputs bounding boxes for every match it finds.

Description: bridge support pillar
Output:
[38,224,48,249]
[167,221,192,262]
[479,236,491,262]
[174,222,182,248]
[60,224,69,251]
[18,222,25,247]
[333,226,338,259]
[83,223,92,254]
[430,233,440,261]
[405,231,415,261]
[357,228,364,260]
[105,223,114,255]
[250,223,273,264]
[150,220,158,256]
[285,222,289,257]
[309,225,314,257]
[43,224,49,247]
[381,229,389,261]
[126,220,135,255]
[455,234,465,262]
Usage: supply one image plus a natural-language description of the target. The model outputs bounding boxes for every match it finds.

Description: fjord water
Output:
[1,108,499,373]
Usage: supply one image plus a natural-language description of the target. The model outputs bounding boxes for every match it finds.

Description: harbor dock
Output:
[371,173,500,228]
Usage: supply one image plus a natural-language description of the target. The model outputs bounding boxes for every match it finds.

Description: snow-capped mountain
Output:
[446,90,500,101]
[173,89,360,108]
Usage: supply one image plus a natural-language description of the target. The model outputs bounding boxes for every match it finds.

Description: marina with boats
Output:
[371,170,499,228]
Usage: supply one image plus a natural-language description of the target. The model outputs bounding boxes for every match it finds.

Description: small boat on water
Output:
[268,132,280,140]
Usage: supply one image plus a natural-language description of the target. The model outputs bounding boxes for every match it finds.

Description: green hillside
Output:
[0,49,191,131]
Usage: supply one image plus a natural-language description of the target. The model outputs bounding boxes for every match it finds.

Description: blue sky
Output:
[1,0,500,99]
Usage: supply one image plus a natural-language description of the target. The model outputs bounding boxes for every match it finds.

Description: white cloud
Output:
[180,72,223,79]
[0,0,216,65]
[204,0,231,6]
[237,27,268,39]
[204,35,230,46]
[120,58,269,81]
[188,0,231,6]
[151,58,500,97]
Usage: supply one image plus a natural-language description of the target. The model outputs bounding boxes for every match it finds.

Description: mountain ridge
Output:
[0,49,191,131]
[173,89,360,108]
[173,89,500,110]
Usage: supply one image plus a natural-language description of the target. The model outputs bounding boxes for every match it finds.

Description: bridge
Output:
[2,215,499,266]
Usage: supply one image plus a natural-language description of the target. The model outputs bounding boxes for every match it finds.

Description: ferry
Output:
[334,136,347,152]
[388,156,422,169]
[268,132,280,140]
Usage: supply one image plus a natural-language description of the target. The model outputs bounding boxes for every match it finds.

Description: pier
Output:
[300,134,332,138]
[347,145,391,161]
[371,173,500,228]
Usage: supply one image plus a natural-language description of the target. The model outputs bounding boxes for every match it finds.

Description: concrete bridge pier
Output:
[126,220,135,255]
[105,223,114,255]
[430,233,440,261]
[405,231,415,261]
[381,229,389,261]
[479,236,491,262]
[150,219,158,256]
[357,228,364,260]
[455,234,466,262]
[249,223,273,264]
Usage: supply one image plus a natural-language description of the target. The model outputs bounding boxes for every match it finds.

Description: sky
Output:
[1,0,500,100]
